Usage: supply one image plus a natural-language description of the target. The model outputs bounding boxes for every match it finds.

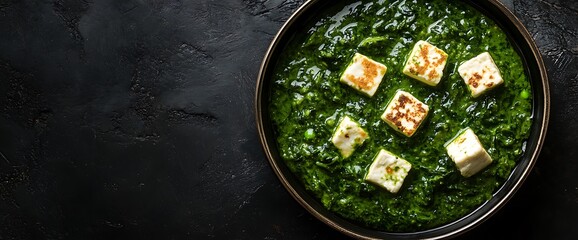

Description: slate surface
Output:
[0,0,576,239]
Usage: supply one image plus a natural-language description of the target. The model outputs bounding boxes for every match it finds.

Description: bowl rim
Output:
[255,0,550,239]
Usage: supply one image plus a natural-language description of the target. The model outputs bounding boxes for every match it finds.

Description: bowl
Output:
[255,0,550,238]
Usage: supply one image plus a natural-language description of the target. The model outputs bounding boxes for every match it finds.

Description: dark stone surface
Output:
[0,0,575,239]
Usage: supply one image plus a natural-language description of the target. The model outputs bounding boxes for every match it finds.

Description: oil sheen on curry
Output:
[269,0,532,232]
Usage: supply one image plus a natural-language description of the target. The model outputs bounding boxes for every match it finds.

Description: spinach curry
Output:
[269,0,532,232]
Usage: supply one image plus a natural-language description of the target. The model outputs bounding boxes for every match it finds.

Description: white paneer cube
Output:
[458,52,504,98]
[340,53,387,97]
[381,90,429,137]
[331,116,369,158]
[402,40,448,86]
[365,149,412,194]
[445,128,493,177]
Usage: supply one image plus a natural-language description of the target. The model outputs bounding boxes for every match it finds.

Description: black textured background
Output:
[0,0,576,239]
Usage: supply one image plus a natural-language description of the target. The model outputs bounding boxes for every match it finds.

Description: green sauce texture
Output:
[269,0,532,232]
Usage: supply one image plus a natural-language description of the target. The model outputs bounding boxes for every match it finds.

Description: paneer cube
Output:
[458,52,504,98]
[445,128,493,177]
[381,90,429,137]
[331,116,369,158]
[402,40,448,86]
[365,149,412,194]
[340,53,387,97]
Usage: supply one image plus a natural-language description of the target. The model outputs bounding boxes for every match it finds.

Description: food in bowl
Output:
[268,0,533,232]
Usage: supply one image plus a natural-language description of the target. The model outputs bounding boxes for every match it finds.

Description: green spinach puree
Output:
[269,0,532,232]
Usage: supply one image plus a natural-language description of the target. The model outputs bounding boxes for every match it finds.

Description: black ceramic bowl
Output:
[255,0,550,239]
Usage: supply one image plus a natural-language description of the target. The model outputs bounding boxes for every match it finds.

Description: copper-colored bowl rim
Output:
[255,0,550,239]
